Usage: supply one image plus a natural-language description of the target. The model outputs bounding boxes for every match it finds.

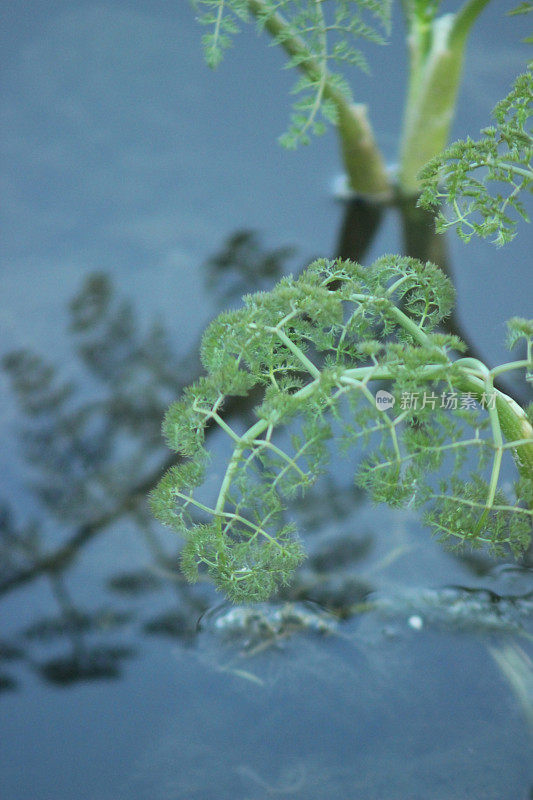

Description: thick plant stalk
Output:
[398,0,492,194]
[336,102,392,198]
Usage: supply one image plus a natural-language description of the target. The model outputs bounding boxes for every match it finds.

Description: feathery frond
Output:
[418,65,533,245]
[192,0,391,146]
[151,256,533,601]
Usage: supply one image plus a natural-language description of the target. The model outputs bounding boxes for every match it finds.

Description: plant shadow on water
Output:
[0,212,532,799]
[0,232,293,687]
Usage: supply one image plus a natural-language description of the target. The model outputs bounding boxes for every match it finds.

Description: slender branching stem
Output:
[245,0,391,197]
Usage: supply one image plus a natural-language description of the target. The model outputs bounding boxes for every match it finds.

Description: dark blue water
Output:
[1,3,532,799]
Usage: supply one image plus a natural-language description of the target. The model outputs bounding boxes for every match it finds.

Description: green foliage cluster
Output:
[149,6,533,603]
[192,0,391,146]
[150,256,533,601]
[419,65,533,245]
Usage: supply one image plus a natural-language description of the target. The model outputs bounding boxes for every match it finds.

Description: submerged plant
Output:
[150,254,532,601]
[192,0,508,196]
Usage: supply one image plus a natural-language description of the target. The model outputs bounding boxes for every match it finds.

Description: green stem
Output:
[488,163,533,181]
[214,376,322,513]
[272,327,321,378]
[336,102,392,198]
[246,0,391,197]
[491,360,531,377]
[398,0,492,194]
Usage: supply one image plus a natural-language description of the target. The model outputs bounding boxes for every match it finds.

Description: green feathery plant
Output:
[150,253,533,601]
[419,64,533,245]
[149,11,532,602]
[192,0,500,197]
